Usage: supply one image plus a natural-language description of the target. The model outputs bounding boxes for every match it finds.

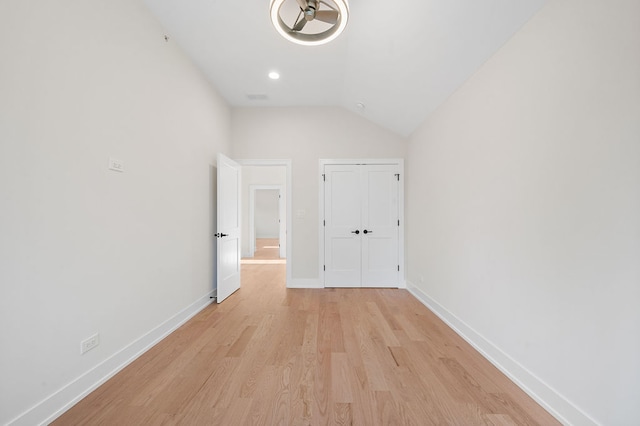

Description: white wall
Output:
[240,165,287,257]
[231,107,406,283]
[405,0,640,424]
[0,1,230,424]
[255,190,280,239]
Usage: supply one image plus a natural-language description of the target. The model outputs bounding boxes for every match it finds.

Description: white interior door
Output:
[216,154,241,302]
[324,165,362,287]
[324,163,399,288]
[361,165,399,287]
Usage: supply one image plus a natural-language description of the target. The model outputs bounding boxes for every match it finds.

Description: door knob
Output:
[351,230,360,235]
[363,229,372,234]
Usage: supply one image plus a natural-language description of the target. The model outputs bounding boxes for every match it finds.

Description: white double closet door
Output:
[324,163,400,288]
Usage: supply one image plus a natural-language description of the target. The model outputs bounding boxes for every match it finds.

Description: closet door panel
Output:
[324,165,362,287]
[361,165,399,287]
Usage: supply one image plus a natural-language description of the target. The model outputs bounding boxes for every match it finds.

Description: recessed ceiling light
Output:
[268,71,280,80]
[270,0,349,46]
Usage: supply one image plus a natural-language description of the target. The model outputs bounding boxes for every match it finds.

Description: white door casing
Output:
[278,188,286,258]
[216,154,241,302]
[322,160,402,288]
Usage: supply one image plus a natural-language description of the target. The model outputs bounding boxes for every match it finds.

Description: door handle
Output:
[351,230,360,235]
[215,233,229,238]
[363,229,372,234]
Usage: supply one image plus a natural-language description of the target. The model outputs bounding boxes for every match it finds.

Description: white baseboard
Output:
[406,281,598,426]
[8,291,215,426]
[287,278,323,288]
[286,279,406,289]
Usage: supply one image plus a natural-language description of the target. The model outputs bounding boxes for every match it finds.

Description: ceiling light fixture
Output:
[268,71,280,80]
[270,0,349,46]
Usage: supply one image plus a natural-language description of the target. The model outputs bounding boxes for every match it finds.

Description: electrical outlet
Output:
[80,333,100,355]
[108,158,124,172]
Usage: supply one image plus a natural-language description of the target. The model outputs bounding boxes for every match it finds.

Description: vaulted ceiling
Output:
[143,0,547,136]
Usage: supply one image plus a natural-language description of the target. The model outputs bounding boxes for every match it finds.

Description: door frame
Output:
[237,159,292,288]
[249,184,285,258]
[319,158,405,288]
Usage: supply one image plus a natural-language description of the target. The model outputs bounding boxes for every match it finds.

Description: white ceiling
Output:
[143,0,547,137]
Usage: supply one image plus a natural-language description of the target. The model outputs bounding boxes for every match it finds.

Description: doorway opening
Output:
[237,160,292,285]
[248,185,285,262]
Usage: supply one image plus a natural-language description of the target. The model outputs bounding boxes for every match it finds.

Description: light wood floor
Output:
[54,262,558,425]
[251,238,281,260]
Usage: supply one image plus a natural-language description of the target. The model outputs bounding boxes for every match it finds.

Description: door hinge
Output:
[395,173,400,181]
[324,265,326,271]
[323,220,325,226]
[397,265,400,272]
[398,219,400,226]
[322,174,326,181]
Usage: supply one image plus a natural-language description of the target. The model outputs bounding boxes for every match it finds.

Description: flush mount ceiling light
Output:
[270,0,349,46]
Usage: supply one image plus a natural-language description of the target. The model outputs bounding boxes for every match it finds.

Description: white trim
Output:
[248,185,285,258]
[319,158,403,165]
[278,186,286,259]
[8,292,214,426]
[319,158,405,288]
[288,278,324,288]
[406,281,598,426]
[236,159,292,288]
[397,163,405,287]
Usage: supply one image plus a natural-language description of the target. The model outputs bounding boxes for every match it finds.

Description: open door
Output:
[216,154,241,302]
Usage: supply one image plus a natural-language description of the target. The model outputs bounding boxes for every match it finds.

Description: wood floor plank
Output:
[312,309,332,424]
[53,263,560,426]
[331,352,353,403]
[172,355,239,424]
[332,402,353,425]
[217,397,252,426]
[245,365,278,425]
[373,390,401,425]
[226,325,258,357]
[337,300,377,426]
[394,312,430,341]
